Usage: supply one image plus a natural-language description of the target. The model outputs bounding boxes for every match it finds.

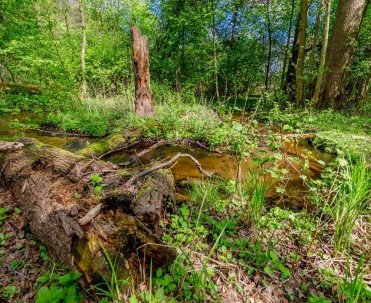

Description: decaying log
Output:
[78,130,142,158]
[0,138,181,284]
[0,83,42,94]
[0,141,24,152]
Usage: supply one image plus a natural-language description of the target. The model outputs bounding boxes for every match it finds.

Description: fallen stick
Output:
[125,152,212,186]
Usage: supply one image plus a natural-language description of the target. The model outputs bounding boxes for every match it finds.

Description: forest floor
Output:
[1,98,371,302]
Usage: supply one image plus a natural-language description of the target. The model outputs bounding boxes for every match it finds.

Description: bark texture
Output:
[318,0,369,109]
[79,0,87,100]
[296,0,309,105]
[0,138,176,284]
[312,0,332,105]
[131,25,155,117]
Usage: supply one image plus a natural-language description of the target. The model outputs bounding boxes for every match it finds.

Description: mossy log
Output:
[0,138,176,285]
[77,130,142,158]
[0,83,42,94]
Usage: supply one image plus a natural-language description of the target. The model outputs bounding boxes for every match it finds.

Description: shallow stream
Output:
[1,112,333,209]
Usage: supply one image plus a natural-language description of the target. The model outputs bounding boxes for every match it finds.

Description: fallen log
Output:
[0,138,180,285]
[0,83,42,94]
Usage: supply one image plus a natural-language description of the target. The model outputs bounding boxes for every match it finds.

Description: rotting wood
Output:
[0,83,42,94]
[78,202,103,225]
[0,141,24,152]
[0,138,184,284]
[131,25,155,117]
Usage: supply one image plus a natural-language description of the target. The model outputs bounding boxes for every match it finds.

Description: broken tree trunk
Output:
[131,25,155,117]
[0,138,176,284]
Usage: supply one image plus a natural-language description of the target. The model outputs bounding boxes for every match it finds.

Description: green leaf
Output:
[58,272,82,286]
[269,250,279,263]
[276,263,290,277]
[264,266,274,275]
[156,268,162,278]
[317,160,326,166]
[273,153,283,160]
[338,158,348,166]
[35,284,64,303]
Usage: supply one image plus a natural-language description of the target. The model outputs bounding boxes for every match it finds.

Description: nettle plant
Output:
[90,174,108,196]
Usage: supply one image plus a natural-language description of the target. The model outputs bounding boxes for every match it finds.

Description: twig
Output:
[78,203,103,225]
[98,140,140,160]
[5,220,17,237]
[118,139,178,166]
[38,128,91,137]
[124,153,213,186]
[118,139,222,166]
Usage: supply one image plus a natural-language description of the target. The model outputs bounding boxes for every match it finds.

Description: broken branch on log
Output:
[118,139,222,167]
[78,203,103,225]
[125,152,212,186]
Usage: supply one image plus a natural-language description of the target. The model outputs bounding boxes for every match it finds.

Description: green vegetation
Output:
[1,0,371,302]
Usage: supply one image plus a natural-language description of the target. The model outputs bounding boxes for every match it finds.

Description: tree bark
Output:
[284,13,301,96]
[312,0,332,105]
[79,0,87,101]
[0,138,176,284]
[318,0,370,109]
[264,0,273,92]
[308,0,324,76]
[296,0,309,105]
[281,0,296,90]
[212,6,220,101]
[131,25,155,117]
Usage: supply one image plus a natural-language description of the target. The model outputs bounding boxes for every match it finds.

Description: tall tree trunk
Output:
[79,0,87,101]
[264,0,273,91]
[231,0,242,41]
[284,13,301,96]
[212,9,219,101]
[296,0,309,105]
[308,0,324,75]
[131,25,155,117]
[318,0,370,109]
[281,0,296,90]
[312,0,332,105]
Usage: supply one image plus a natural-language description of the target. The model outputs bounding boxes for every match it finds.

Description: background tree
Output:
[318,0,370,109]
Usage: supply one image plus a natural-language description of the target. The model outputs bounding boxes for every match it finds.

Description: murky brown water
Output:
[1,112,333,209]
[0,112,98,152]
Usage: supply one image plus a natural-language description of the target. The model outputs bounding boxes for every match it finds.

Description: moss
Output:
[78,131,142,157]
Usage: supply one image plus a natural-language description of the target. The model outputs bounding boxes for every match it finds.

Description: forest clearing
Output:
[0,0,371,302]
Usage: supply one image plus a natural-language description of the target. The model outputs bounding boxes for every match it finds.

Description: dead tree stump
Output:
[131,25,155,117]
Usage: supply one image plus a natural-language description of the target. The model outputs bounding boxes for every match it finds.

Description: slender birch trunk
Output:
[296,0,309,105]
[308,0,324,75]
[312,0,331,105]
[281,0,295,90]
[212,10,219,101]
